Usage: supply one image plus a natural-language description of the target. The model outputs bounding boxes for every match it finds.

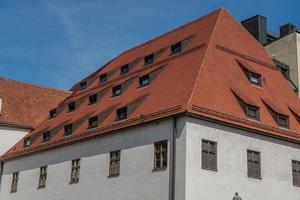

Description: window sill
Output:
[107,174,120,178]
[201,167,218,172]
[69,180,79,185]
[37,185,46,189]
[248,176,262,180]
[10,190,17,194]
[152,167,167,172]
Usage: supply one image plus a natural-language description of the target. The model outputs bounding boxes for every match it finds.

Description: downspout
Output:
[0,161,3,192]
[169,117,177,200]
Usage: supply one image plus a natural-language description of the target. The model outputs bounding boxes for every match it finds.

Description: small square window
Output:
[249,72,262,85]
[112,85,122,97]
[68,102,76,113]
[43,131,51,143]
[99,73,107,83]
[64,124,73,136]
[49,109,57,119]
[246,105,260,120]
[117,107,127,121]
[171,42,182,55]
[144,54,154,66]
[79,81,87,90]
[277,114,289,128]
[120,64,129,75]
[88,116,98,129]
[24,137,31,148]
[89,94,98,105]
[139,74,150,87]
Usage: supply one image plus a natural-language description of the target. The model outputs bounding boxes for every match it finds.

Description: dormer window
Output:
[139,74,150,87]
[79,81,87,90]
[246,104,260,120]
[89,93,98,105]
[88,116,98,129]
[68,102,76,113]
[24,137,31,148]
[64,124,73,136]
[112,85,122,97]
[171,42,182,55]
[43,131,50,143]
[249,71,262,85]
[144,54,154,66]
[117,107,127,121]
[49,109,57,119]
[120,64,129,75]
[277,114,289,128]
[99,73,107,83]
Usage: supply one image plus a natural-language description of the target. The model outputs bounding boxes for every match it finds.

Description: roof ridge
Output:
[186,8,224,110]
[0,77,71,94]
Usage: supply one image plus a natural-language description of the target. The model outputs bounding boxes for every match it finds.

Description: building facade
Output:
[1,8,300,200]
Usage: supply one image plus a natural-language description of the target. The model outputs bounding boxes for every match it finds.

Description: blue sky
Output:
[0,0,299,90]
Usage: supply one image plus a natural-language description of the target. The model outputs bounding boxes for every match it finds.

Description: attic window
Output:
[117,107,127,121]
[171,42,182,55]
[43,131,50,143]
[139,74,150,87]
[24,137,31,148]
[144,54,154,66]
[112,85,122,97]
[68,102,76,113]
[99,73,107,83]
[88,116,98,129]
[89,93,98,105]
[64,124,73,136]
[248,71,262,85]
[120,64,129,75]
[79,81,87,90]
[246,105,260,120]
[49,109,57,119]
[277,114,289,128]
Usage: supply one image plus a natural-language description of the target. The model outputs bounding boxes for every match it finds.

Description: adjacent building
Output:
[0,8,300,200]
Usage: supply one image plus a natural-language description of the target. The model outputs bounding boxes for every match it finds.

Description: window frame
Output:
[49,108,57,119]
[64,123,73,136]
[247,149,261,179]
[292,160,300,187]
[277,114,289,128]
[171,42,182,55]
[201,139,217,171]
[109,150,121,177]
[153,140,168,170]
[89,93,98,105]
[70,159,80,184]
[139,74,150,88]
[144,53,154,66]
[112,85,122,97]
[23,137,31,148]
[79,81,87,91]
[99,73,107,83]
[38,166,47,189]
[42,131,51,143]
[88,116,98,129]
[120,64,129,75]
[246,104,260,120]
[248,71,262,86]
[116,107,127,121]
[68,102,76,113]
[10,172,19,193]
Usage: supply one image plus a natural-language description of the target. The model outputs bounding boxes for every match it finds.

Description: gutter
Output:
[0,120,34,130]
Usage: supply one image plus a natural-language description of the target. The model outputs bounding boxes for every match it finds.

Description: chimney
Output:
[242,15,267,45]
[280,23,296,37]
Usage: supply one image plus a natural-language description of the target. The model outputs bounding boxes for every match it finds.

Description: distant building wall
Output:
[185,117,300,200]
[265,32,300,90]
[0,118,187,200]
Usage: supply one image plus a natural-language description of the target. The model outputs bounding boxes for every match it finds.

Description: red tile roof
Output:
[3,8,300,160]
[0,78,70,128]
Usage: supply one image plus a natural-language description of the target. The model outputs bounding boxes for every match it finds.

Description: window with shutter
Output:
[202,140,217,171]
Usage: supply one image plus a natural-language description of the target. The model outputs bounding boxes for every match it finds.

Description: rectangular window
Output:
[171,42,182,55]
[89,93,98,105]
[154,141,168,170]
[70,159,80,184]
[10,172,18,193]
[120,64,129,75]
[109,150,121,177]
[99,73,107,83]
[24,137,31,148]
[112,85,122,97]
[277,114,289,128]
[117,107,127,121]
[88,116,98,129]
[68,102,76,113]
[247,150,261,179]
[43,131,51,143]
[248,71,262,85]
[202,140,217,170]
[144,53,154,66]
[139,74,150,87]
[38,166,47,189]
[292,160,300,187]
[79,81,87,90]
[64,124,73,136]
[49,108,57,119]
[246,104,260,120]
